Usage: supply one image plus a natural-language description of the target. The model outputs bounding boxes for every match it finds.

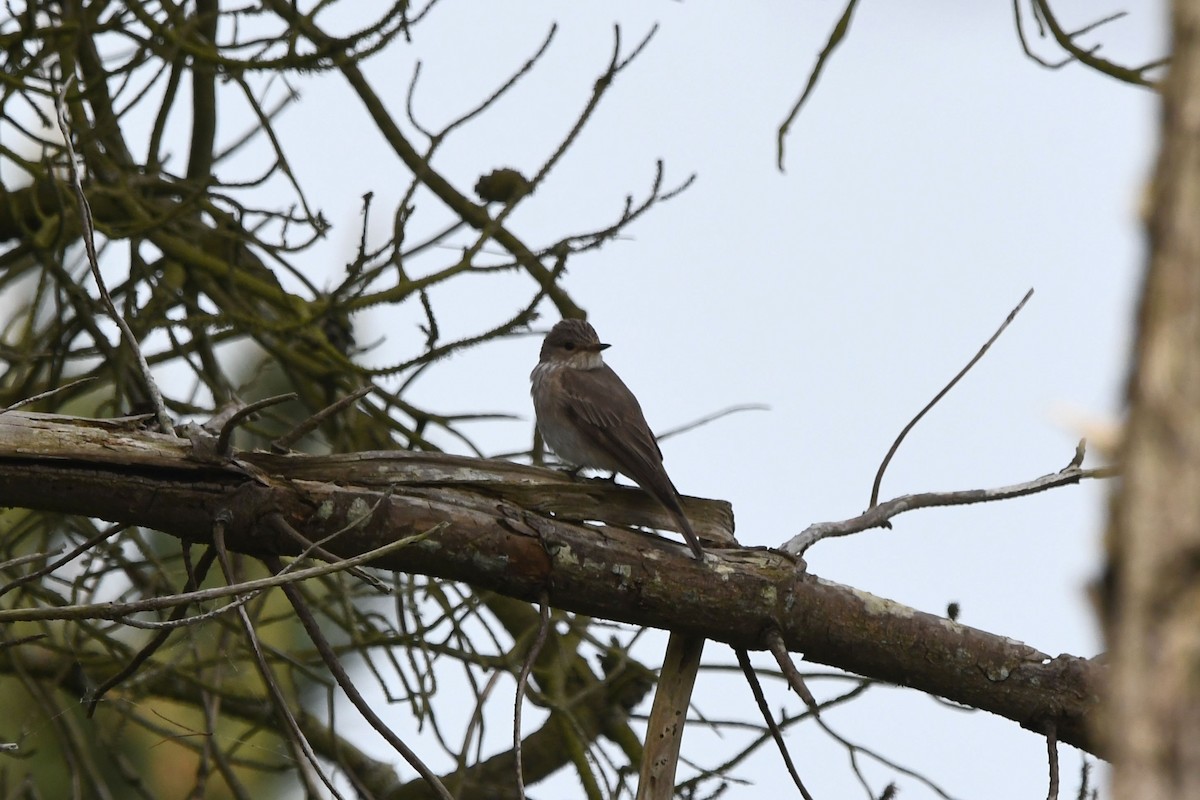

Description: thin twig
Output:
[265,554,456,800]
[675,683,869,798]
[86,547,218,715]
[1046,722,1060,800]
[0,549,64,592]
[514,592,551,800]
[1031,0,1160,88]
[272,386,373,452]
[869,288,1034,508]
[811,712,959,800]
[734,648,815,800]
[0,524,441,624]
[656,403,769,442]
[786,459,1114,555]
[87,586,274,631]
[2,377,97,413]
[215,392,297,455]
[763,628,819,714]
[1076,759,1093,800]
[0,523,126,599]
[0,634,47,652]
[267,512,387,592]
[777,0,860,171]
[54,78,176,436]
[212,518,342,799]
[1013,0,1080,70]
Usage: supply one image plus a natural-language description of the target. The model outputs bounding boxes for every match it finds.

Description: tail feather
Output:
[621,462,706,560]
[655,489,704,560]
[672,508,706,560]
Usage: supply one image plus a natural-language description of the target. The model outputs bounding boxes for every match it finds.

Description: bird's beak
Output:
[591,342,611,352]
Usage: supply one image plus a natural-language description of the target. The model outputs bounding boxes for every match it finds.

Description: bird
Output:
[530,318,705,560]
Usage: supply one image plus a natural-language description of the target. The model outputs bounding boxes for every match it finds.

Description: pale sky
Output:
[5,2,1165,797]
[252,3,1163,797]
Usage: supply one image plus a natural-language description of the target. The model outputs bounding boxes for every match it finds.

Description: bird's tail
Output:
[637,471,706,560]
[665,499,705,560]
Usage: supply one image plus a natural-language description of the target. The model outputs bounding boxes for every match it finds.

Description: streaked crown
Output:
[539,319,610,365]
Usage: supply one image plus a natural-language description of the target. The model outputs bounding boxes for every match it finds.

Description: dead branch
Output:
[0,410,1104,757]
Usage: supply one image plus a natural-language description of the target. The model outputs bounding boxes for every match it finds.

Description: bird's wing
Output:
[557,366,704,558]
[557,366,675,496]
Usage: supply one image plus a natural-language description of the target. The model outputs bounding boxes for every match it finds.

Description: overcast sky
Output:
[244,3,1165,797]
[5,2,1167,797]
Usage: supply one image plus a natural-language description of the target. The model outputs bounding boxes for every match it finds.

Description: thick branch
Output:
[0,412,1103,756]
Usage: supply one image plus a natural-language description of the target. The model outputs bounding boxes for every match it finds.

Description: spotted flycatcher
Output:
[531,319,704,560]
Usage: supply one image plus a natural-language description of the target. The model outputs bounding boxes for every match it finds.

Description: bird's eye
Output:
[562,342,575,351]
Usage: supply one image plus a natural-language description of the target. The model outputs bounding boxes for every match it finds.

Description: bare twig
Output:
[551,160,695,258]
[734,648,815,800]
[786,459,1114,555]
[54,78,176,436]
[215,392,297,455]
[763,627,819,714]
[85,546,218,716]
[0,550,65,576]
[1012,0,1073,69]
[869,289,1034,509]
[777,0,860,171]
[1076,759,1094,800]
[264,554,456,800]
[96,588,264,631]
[812,713,959,800]
[261,0,585,318]
[416,25,557,145]
[1030,0,1161,88]
[272,386,373,452]
[266,510,387,592]
[212,518,342,799]
[1046,722,1060,800]
[455,24,660,300]
[0,634,47,652]
[656,403,769,442]
[514,592,551,800]
[676,682,869,798]
[1,536,109,600]
[2,377,97,413]
[0,524,439,624]
[74,510,401,635]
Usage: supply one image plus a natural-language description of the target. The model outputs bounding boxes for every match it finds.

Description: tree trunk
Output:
[1105,2,1200,797]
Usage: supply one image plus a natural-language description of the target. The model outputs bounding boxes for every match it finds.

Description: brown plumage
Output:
[531,319,704,559]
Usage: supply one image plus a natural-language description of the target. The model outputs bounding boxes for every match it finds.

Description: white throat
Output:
[574,350,606,370]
